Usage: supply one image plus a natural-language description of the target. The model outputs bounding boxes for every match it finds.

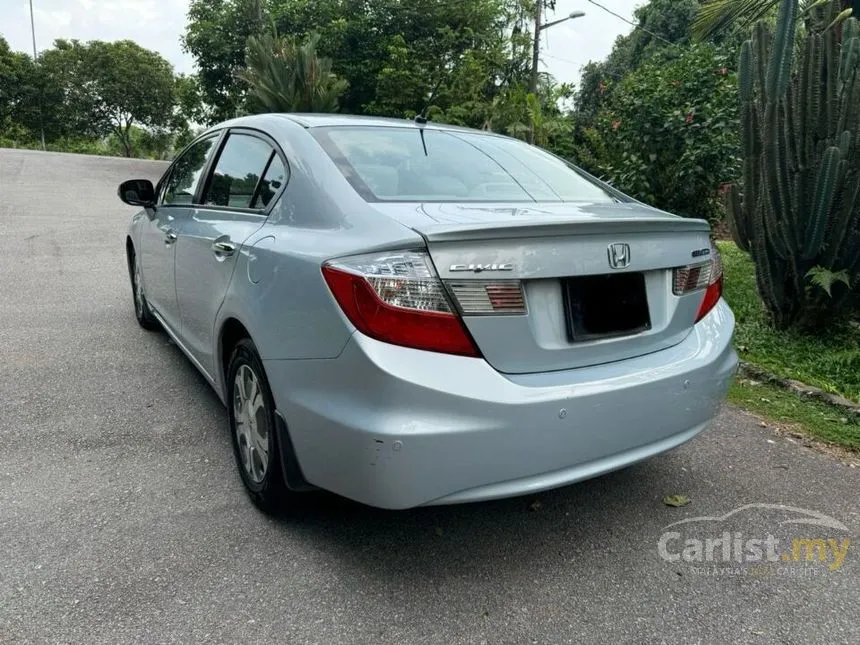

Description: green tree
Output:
[240,29,348,113]
[0,37,65,143]
[182,0,266,122]
[0,37,31,129]
[183,0,534,125]
[174,73,208,126]
[40,39,176,156]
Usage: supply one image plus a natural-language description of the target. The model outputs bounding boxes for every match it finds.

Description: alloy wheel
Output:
[233,364,269,483]
[133,261,144,317]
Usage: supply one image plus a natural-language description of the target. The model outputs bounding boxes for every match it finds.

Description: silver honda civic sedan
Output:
[118,113,737,512]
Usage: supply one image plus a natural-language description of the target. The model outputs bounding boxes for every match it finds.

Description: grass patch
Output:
[718,241,860,403]
[728,380,860,451]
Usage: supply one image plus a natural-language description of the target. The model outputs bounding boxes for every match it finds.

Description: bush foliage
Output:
[575,43,740,222]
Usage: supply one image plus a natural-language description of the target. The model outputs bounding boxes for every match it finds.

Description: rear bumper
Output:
[265,300,737,509]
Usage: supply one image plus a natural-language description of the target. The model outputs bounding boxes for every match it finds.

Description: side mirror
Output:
[118,179,156,207]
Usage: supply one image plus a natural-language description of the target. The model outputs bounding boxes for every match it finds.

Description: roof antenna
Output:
[415,76,444,156]
[415,75,445,124]
[417,124,428,156]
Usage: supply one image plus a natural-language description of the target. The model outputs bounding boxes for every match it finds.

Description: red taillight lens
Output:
[673,244,723,324]
[322,251,481,357]
[695,275,723,323]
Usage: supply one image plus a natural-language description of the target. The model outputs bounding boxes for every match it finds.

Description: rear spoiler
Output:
[414,216,711,243]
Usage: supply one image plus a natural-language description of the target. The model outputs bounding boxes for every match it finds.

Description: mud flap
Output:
[274,410,316,492]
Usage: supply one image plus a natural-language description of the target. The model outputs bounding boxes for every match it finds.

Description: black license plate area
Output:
[562,273,651,342]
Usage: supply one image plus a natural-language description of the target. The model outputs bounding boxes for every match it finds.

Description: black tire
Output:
[226,338,290,513]
[128,248,160,331]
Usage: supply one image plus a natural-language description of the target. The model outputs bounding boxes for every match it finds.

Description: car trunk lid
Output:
[381,203,713,374]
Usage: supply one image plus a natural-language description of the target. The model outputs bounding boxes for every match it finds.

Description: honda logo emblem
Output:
[607,243,631,269]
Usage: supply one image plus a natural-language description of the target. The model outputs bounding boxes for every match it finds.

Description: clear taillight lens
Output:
[321,250,480,357]
[673,245,723,323]
[344,251,453,312]
[673,261,713,295]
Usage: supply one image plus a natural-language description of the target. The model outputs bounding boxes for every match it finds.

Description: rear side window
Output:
[202,133,280,210]
[252,155,288,209]
[162,135,218,205]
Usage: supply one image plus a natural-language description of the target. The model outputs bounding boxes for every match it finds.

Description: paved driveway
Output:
[0,149,858,645]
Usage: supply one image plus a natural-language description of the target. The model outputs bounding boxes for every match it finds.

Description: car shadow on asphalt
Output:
[269,459,670,584]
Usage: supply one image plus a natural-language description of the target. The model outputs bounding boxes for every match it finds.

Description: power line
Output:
[583,0,677,47]
[543,52,578,65]
[544,52,625,80]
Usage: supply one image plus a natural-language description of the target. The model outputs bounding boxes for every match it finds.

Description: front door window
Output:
[162,136,219,206]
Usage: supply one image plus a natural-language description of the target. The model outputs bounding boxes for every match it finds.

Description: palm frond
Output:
[240,28,347,113]
[692,0,782,41]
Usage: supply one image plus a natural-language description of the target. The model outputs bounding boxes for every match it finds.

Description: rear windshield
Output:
[311,126,616,203]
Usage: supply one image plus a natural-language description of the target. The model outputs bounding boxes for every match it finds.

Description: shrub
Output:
[576,43,740,223]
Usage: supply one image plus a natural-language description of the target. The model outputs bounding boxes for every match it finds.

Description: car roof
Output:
[221,112,486,134]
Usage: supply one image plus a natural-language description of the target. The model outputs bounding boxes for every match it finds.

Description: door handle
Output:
[212,240,236,257]
[164,229,177,245]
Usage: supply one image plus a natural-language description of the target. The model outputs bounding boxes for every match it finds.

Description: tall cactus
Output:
[727,0,860,328]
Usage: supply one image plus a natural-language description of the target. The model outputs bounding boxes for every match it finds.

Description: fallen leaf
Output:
[663,495,690,507]
[759,421,767,427]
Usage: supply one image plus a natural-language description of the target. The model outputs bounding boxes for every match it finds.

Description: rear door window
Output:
[201,133,278,210]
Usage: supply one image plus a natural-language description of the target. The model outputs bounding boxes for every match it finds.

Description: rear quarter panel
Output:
[213,117,424,374]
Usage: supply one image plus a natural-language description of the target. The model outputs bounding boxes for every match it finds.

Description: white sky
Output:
[1,0,637,88]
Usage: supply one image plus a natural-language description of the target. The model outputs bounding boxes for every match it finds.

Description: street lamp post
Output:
[528,7,585,143]
[29,0,46,150]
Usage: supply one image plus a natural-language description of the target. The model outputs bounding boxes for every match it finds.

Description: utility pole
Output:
[29,0,46,151]
[528,5,585,143]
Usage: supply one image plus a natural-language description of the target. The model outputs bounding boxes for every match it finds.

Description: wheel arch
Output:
[125,236,135,276]
[219,317,252,387]
[218,316,313,493]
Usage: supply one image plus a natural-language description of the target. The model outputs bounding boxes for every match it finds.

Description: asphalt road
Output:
[0,148,858,645]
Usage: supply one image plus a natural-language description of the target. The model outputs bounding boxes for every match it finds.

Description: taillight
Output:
[447,281,527,315]
[322,250,481,357]
[673,245,723,323]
